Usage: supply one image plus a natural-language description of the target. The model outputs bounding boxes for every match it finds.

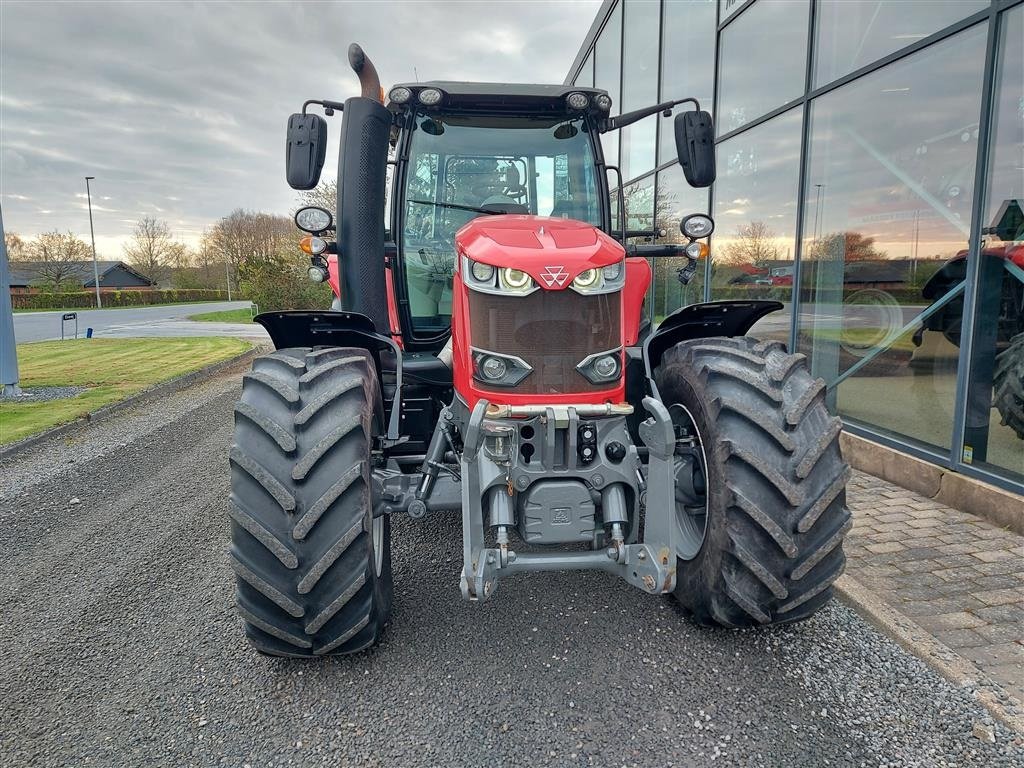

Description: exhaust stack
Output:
[335,44,390,331]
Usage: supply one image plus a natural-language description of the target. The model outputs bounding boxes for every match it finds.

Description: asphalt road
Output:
[0,363,1019,767]
[13,301,268,342]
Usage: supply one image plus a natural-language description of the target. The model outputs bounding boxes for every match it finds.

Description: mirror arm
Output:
[600,98,701,132]
[302,99,346,117]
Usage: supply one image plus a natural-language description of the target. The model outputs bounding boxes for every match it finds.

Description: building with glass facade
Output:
[567,0,1023,492]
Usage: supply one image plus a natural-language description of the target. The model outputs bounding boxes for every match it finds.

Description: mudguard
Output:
[254,310,404,442]
[642,300,784,381]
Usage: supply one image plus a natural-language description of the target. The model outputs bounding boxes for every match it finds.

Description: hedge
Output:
[12,289,233,310]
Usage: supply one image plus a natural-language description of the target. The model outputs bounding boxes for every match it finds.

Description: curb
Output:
[0,345,266,460]
[840,432,1024,534]
[835,573,1024,735]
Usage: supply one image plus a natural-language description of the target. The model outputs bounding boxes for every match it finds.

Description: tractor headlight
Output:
[576,348,622,384]
[595,93,613,111]
[481,356,507,380]
[566,92,589,110]
[471,348,533,387]
[389,86,412,104]
[681,213,715,239]
[569,261,625,294]
[418,88,444,106]
[471,261,495,283]
[601,261,623,281]
[500,267,533,292]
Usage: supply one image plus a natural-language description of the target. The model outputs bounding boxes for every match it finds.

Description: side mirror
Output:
[674,111,716,188]
[286,113,328,190]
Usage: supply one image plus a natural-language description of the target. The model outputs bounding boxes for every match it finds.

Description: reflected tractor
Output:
[229,45,852,656]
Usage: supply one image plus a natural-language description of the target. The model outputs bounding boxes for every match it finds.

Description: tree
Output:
[27,231,92,290]
[808,231,886,262]
[4,231,27,261]
[122,217,183,285]
[203,209,327,311]
[298,179,337,214]
[720,221,780,267]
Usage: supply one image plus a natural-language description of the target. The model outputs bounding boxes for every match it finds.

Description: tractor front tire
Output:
[229,347,393,656]
[994,332,1024,440]
[655,337,851,627]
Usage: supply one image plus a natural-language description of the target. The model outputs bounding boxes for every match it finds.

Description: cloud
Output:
[0,0,601,256]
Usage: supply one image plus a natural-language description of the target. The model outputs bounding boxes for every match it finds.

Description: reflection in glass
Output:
[717,0,808,135]
[653,166,709,322]
[574,50,594,88]
[712,108,803,342]
[798,24,988,453]
[620,0,661,179]
[962,5,1024,481]
[595,2,622,167]
[814,0,987,87]
[659,0,716,166]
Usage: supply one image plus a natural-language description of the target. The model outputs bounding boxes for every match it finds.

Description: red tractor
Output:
[229,46,851,657]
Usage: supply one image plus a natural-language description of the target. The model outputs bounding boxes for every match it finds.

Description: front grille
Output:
[468,289,621,395]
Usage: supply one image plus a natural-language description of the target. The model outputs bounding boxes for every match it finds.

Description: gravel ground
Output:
[2,385,88,402]
[0,364,1021,767]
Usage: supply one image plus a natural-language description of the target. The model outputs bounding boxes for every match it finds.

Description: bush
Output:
[12,289,232,310]
[240,264,332,313]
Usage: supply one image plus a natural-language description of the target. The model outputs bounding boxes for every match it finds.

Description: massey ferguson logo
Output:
[539,265,568,288]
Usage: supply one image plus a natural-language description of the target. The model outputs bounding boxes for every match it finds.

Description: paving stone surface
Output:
[846,470,1024,702]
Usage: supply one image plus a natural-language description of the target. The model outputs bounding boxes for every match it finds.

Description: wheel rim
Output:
[669,404,709,561]
[372,515,385,577]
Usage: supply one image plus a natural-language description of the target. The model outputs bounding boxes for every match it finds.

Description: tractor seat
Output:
[402,351,453,387]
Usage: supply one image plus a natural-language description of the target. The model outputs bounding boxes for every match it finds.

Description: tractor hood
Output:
[455,215,624,289]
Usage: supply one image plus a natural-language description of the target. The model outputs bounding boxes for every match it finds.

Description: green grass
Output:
[188,308,254,323]
[0,337,252,445]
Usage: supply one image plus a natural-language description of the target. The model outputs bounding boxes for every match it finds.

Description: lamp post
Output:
[84,176,101,308]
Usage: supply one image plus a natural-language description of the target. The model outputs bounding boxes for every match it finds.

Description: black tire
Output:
[229,347,393,656]
[994,332,1024,440]
[654,336,851,627]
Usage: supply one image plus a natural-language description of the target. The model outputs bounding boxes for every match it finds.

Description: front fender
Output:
[254,310,404,442]
[642,300,783,381]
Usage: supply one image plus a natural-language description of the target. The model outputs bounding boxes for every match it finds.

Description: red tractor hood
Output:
[455,215,624,289]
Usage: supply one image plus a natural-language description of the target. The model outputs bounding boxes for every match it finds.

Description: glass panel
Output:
[659,0,716,166]
[620,0,661,179]
[595,1,623,167]
[717,0,809,135]
[653,165,709,322]
[798,24,988,453]
[720,0,746,24]
[711,108,802,343]
[574,50,595,88]
[401,115,602,335]
[962,5,1024,482]
[814,0,987,87]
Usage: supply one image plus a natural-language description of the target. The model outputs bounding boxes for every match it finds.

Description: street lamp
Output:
[84,176,101,308]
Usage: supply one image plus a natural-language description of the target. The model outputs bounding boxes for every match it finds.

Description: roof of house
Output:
[8,260,154,288]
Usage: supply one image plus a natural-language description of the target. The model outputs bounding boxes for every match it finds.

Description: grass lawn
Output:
[188,308,254,323]
[0,337,252,445]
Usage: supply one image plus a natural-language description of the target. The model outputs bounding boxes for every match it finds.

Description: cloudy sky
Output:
[0,0,600,256]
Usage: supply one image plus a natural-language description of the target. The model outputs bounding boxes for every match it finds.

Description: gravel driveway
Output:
[0,364,1020,767]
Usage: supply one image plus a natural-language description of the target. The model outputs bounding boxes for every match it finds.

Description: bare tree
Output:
[122,217,184,285]
[4,231,27,261]
[808,231,886,262]
[203,209,298,281]
[720,221,781,267]
[28,231,92,290]
[298,179,337,215]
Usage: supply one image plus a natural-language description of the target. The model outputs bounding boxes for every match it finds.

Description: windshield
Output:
[399,114,602,335]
